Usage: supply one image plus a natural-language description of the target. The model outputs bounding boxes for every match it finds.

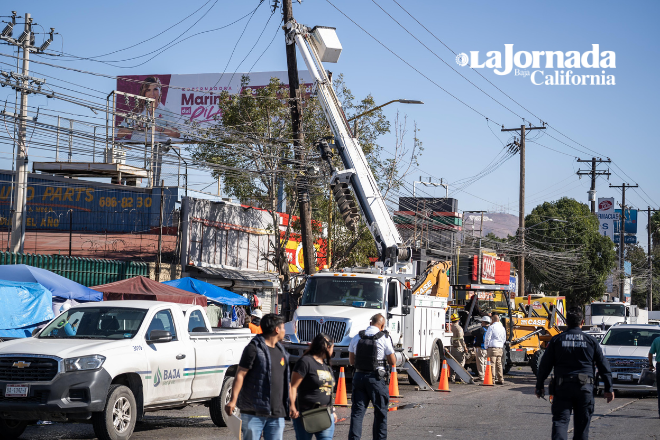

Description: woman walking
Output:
[290,333,336,440]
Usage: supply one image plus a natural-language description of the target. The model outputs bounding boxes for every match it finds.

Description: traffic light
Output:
[331,179,360,232]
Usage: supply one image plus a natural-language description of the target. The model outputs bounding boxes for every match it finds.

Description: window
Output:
[301,277,384,309]
[188,310,209,333]
[39,307,147,340]
[147,310,177,341]
[591,304,625,317]
[601,328,660,346]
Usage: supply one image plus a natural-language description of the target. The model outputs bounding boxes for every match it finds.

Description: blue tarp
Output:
[163,278,250,306]
[0,280,54,338]
[0,265,102,302]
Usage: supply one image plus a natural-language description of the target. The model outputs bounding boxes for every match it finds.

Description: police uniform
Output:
[348,325,394,440]
[536,326,613,440]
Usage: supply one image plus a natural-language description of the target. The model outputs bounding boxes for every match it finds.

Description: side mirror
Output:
[387,283,398,310]
[402,288,412,306]
[148,330,172,343]
[402,305,411,315]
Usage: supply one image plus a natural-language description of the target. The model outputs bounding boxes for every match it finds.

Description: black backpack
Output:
[355,331,386,371]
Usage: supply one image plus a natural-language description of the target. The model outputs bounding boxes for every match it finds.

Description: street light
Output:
[348,99,424,137]
[524,218,567,231]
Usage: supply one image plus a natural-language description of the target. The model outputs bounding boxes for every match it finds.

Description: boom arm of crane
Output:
[411,261,452,297]
[287,21,411,270]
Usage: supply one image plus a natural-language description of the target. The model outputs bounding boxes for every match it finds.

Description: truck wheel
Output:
[92,385,137,440]
[0,419,28,440]
[530,349,544,377]
[210,376,237,427]
[420,343,441,388]
[503,348,513,375]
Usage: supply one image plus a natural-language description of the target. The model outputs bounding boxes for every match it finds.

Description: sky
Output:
[6,0,660,249]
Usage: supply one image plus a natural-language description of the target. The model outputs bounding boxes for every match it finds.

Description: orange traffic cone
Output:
[389,365,402,398]
[335,367,348,406]
[482,357,494,386]
[436,360,451,392]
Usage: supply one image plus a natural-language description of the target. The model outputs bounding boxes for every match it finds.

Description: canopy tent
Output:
[163,278,250,306]
[92,276,207,306]
[0,264,102,302]
[0,280,54,338]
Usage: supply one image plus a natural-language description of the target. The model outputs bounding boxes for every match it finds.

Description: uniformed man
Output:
[536,307,614,440]
[348,313,396,440]
[449,313,467,382]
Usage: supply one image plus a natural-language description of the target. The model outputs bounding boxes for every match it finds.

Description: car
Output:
[598,323,660,392]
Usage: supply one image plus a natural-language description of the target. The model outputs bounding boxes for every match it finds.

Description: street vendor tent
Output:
[0,280,54,338]
[92,276,207,306]
[0,264,102,302]
[163,278,250,306]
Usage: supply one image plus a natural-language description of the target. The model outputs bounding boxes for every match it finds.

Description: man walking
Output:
[449,313,467,382]
[348,313,396,440]
[225,314,290,440]
[648,334,660,418]
[473,316,490,381]
[484,312,506,384]
[536,307,614,440]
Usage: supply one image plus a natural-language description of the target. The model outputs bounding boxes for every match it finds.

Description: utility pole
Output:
[610,183,638,301]
[283,0,316,275]
[502,123,546,296]
[640,207,658,311]
[576,157,611,213]
[0,12,55,253]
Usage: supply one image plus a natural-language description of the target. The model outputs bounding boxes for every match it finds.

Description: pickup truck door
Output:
[144,308,195,404]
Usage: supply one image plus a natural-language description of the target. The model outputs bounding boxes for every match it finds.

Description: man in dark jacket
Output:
[536,307,614,440]
[225,314,290,440]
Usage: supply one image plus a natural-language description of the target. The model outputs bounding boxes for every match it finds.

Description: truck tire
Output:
[530,349,544,377]
[420,343,441,388]
[210,376,236,427]
[503,348,513,375]
[92,385,137,440]
[0,419,28,440]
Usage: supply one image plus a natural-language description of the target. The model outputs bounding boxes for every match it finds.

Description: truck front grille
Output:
[607,356,648,373]
[298,320,347,343]
[0,357,59,382]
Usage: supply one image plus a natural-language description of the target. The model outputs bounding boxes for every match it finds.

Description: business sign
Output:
[481,251,497,284]
[508,276,517,295]
[597,197,615,239]
[114,71,314,144]
[0,171,176,233]
[614,209,638,234]
[614,235,637,244]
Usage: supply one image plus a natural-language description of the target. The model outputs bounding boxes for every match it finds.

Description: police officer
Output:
[348,313,396,440]
[536,307,615,440]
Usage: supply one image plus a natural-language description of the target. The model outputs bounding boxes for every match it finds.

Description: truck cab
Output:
[585,301,648,329]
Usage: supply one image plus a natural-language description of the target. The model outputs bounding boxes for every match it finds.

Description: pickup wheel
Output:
[0,419,28,440]
[210,376,237,427]
[92,385,137,440]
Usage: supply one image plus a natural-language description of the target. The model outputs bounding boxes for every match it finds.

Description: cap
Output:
[480,316,491,324]
[251,309,263,319]
[450,313,460,322]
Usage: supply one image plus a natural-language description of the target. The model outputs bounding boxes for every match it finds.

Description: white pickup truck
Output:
[0,300,252,440]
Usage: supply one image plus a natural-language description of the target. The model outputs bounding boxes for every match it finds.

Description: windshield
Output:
[39,307,148,339]
[301,277,384,309]
[591,304,626,317]
[601,328,660,346]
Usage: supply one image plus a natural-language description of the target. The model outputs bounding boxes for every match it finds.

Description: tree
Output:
[651,211,660,247]
[523,197,617,306]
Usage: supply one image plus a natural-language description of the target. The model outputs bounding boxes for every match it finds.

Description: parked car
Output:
[0,300,252,440]
[598,324,660,392]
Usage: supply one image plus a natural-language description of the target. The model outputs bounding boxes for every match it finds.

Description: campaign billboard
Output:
[614,208,638,234]
[114,71,314,144]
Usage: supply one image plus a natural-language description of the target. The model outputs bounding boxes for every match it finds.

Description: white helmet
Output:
[251,309,263,319]
[480,316,491,324]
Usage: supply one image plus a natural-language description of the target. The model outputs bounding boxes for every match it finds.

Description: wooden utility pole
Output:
[609,183,638,301]
[576,157,611,213]
[283,0,316,275]
[501,123,546,296]
[640,207,658,311]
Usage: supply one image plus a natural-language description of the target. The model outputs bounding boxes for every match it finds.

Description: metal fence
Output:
[0,252,148,287]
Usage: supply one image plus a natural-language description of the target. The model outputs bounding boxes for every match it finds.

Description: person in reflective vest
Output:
[450,313,467,382]
[348,314,396,440]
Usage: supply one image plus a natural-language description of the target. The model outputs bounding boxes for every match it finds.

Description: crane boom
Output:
[287,21,410,270]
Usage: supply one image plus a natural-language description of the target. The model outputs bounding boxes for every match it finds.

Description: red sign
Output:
[599,200,613,211]
[495,260,511,285]
[481,252,497,284]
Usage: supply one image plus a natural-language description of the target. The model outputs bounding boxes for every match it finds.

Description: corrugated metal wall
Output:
[0,252,148,287]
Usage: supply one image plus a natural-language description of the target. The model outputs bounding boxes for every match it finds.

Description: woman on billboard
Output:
[116,76,180,141]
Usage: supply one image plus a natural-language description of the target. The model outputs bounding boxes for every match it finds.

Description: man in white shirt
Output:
[484,312,507,384]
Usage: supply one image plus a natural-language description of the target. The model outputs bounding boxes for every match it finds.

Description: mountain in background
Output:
[463,212,518,239]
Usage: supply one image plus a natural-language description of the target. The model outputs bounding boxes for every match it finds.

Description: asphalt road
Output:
[20,366,658,440]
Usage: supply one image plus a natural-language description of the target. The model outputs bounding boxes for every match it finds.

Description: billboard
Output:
[597,197,615,239]
[114,71,314,144]
[614,208,638,234]
[481,251,497,284]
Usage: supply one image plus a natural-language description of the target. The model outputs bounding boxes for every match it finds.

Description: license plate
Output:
[618,374,632,381]
[5,384,28,397]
